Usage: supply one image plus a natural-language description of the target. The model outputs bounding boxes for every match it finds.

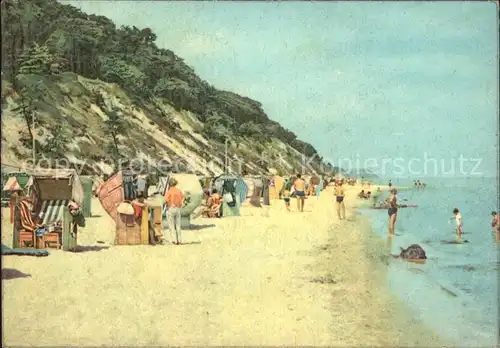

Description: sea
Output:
[358,177,498,347]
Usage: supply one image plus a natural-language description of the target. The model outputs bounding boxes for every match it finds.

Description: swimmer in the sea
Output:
[387,189,398,235]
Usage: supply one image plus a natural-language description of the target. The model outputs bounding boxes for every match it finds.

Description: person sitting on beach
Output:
[366,191,371,199]
[334,181,346,220]
[202,189,222,218]
[357,190,366,199]
[388,180,392,188]
[387,189,398,235]
[451,208,463,237]
[377,187,381,192]
[293,174,306,212]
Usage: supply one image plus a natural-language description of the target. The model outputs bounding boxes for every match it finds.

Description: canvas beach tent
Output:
[79,176,93,217]
[262,176,270,205]
[273,175,284,199]
[213,174,248,217]
[243,175,269,207]
[243,176,258,207]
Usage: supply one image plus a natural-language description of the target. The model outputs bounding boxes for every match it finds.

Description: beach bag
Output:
[223,192,234,203]
[222,179,237,207]
[117,201,134,215]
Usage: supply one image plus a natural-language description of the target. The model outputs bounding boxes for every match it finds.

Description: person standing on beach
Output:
[293,174,306,212]
[334,181,346,220]
[164,178,184,245]
[136,174,148,198]
[452,208,463,237]
[387,189,398,235]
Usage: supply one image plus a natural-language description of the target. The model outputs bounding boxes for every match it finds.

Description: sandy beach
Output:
[2,185,442,346]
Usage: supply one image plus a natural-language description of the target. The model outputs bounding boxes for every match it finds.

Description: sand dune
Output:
[2,186,441,346]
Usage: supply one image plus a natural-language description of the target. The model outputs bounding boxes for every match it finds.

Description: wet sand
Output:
[2,186,442,346]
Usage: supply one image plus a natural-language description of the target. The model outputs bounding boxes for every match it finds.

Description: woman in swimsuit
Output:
[387,189,398,235]
[334,182,345,220]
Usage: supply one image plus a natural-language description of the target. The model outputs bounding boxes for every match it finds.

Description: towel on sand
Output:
[1,244,49,257]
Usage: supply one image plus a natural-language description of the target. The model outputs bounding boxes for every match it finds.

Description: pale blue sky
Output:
[68,1,498,178]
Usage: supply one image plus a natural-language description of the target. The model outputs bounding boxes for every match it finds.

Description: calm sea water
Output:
[359,177,498,347]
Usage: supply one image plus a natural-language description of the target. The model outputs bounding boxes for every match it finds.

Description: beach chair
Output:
[17,199,64,249]
[17,200,39,248]
[36,199,67,249]
[13,169,83,251]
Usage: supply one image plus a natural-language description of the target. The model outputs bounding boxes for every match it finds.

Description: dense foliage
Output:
[1,0,322,160]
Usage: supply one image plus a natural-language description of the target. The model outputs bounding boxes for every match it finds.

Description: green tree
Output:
[43,124,69,157]
[11,76,44,152]
[99,55,148,97]
[104,110,126,165]
[18,43,53,75]
[202,113,235,143]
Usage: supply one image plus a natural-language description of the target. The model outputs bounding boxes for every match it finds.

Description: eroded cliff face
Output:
[1,73,317,176]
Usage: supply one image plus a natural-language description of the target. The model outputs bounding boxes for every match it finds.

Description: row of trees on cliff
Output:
[1,0,322,162]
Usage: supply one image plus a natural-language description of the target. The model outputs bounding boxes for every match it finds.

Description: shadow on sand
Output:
[166,241,202,245]
[2,268,31,280]
[71,245,110,253]
[187,224,216,231]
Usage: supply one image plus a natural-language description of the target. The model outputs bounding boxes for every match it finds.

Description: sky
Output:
[67,1,498,178]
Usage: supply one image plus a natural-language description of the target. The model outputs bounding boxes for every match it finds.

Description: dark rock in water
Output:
[399,244,427,259]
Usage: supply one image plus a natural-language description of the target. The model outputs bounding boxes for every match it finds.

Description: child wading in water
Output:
[451,208,463,237]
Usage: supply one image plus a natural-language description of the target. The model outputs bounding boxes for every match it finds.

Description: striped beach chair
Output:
[37,200,67,249]
[18,200,39,247]
[38,200,68,226]
[19,200,38,233]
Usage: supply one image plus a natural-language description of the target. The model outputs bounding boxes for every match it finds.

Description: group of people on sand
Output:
[346,177,356,186]
[281,174,310,212]
[279,174,328,212]
[357,190,372,199]
[200,189,223,218]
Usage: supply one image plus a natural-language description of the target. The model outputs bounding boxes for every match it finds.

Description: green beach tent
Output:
[80,176,93,217]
